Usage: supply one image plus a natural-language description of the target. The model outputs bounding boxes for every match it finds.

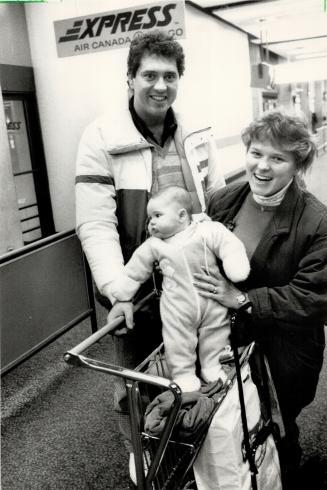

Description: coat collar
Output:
[97,103,211,154]
[271,180,304,236]
[209,179,305,237]
[98,106,152,154]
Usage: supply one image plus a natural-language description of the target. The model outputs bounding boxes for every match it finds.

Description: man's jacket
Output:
[75,107,224,302]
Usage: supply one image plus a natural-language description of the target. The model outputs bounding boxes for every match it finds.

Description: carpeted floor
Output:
[1,305,132,490]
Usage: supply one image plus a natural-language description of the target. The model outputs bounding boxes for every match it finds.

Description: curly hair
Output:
[241,111,316,172]
[127,31,185,78]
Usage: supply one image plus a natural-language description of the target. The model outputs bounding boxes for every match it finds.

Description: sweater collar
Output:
[252,178,294,207]
[129,97,177,147]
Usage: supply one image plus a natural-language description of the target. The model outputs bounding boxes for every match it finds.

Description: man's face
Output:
[129,54,179,124]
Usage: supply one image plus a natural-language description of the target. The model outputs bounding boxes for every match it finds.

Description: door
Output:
[3,93,55,245]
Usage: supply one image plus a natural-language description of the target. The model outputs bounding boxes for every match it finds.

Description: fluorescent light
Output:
[275,58,327,83]
[294,52,327,60]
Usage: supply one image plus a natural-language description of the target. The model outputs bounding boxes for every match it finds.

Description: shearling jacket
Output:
[75,107,224,302]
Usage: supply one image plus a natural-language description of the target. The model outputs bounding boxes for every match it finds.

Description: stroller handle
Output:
[64,291,156,357]
[63,290,181,393]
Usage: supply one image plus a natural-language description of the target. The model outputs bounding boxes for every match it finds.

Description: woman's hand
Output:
[193,267,244,310]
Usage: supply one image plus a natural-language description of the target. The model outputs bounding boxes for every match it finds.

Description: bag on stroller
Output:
[193,312,283,490]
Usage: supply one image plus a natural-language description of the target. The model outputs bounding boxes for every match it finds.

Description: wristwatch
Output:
[236,293,252,311]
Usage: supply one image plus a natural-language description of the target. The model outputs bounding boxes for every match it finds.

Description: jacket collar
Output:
[98,102,211,154]
[209,179,304,237]
[271,180,304,236]
[208,182,250,227]
[98,105,152,154]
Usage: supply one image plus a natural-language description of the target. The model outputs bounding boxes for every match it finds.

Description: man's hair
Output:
[127,31,185,78]
[241,111,316,173]
[150,186,193,216]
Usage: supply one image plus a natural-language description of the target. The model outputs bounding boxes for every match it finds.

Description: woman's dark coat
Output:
[208,180,327,422]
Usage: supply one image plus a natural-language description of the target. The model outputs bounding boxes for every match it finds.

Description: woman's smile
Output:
[253,173,272,183]
[246,140,297,196]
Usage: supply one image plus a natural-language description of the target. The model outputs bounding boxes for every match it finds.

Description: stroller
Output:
[64,291,283,490]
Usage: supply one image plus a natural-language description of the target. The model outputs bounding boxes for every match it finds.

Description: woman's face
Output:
[245,140,298,196]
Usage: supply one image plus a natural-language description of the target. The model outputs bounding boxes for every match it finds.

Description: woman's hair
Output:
[127,31,185,78]
[151,186,193,216]
[241,111,316,172]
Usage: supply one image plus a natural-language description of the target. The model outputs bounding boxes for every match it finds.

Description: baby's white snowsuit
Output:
[111,222,250,392]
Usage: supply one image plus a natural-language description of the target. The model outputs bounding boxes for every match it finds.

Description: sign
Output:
[54,1,185,58]
[7,121,22,131]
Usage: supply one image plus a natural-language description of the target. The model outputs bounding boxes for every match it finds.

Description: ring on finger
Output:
[212,286,218,294]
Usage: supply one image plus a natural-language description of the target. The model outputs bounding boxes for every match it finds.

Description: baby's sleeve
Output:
[209,222,250,283]
[111,239,157,301]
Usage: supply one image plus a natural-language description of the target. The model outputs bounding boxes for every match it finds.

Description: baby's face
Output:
[147,196,182,239]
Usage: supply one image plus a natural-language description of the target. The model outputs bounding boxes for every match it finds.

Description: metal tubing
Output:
[127,377,182,489]
[83,255,98,333]
[127,381,147,490]
[64,291,156,357]
[64,354,175,390]
[144,384,182,485]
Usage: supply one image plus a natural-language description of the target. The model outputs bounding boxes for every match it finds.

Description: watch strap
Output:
[237,300,252,312]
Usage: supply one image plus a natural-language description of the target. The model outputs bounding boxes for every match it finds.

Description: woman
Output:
[193,111,327,487]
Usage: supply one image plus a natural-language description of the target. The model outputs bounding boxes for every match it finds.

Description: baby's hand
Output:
[191,213,211,223]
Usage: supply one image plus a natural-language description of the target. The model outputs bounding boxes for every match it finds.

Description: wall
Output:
[177,5,252,139]
[0,4,32,254]
[24,0,252,230]
[0,4,32,66]
[173,4,253,181]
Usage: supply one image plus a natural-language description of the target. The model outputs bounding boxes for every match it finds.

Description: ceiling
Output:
[189,0,327,62]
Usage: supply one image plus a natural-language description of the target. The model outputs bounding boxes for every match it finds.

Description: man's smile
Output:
[150,95,167,102]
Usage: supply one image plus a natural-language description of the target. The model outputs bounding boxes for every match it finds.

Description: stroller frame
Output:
[64,292,282,490]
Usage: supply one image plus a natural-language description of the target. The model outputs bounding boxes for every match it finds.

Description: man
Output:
[75,31,224,482]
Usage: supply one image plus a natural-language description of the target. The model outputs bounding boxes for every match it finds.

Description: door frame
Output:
[1,64,55,241]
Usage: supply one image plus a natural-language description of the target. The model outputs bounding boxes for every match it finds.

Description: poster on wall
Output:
[54,0,186,58]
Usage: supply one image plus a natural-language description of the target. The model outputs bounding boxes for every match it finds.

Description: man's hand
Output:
[107,301,134,336]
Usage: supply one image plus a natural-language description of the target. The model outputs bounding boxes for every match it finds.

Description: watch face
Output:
[237,294,247,305]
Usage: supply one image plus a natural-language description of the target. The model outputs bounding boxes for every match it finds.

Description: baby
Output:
[111,187,250,392]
